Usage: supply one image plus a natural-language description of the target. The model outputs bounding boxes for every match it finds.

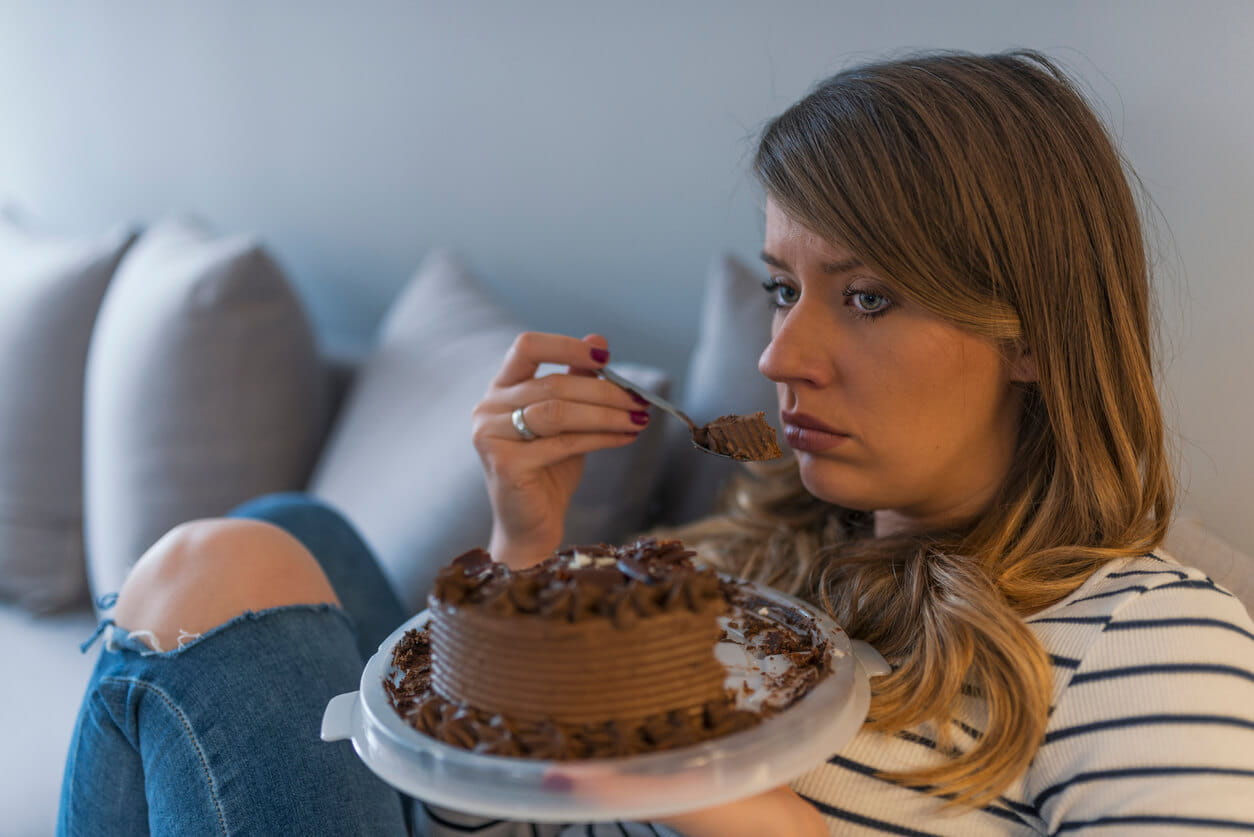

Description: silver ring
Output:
[511,406,538,441]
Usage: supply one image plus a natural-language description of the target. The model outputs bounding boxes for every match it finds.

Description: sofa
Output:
[3,212,1253,836]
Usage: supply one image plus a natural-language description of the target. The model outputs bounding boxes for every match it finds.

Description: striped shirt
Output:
[419,552,1254,835]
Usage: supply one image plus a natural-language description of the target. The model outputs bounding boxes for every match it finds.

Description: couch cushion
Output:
[83,218,326,601]
[653,252,778,527]
[0,210,136,613]
[309,250,670,611]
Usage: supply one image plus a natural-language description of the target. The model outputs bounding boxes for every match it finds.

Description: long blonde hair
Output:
[677,50,1175,806]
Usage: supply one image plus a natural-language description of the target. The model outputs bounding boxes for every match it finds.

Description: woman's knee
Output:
[113,518,341,651]
[229,492,356,551]
[227,492,349,538]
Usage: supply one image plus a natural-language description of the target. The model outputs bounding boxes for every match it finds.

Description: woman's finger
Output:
[494,332,610,387]
[539,761,711,807]
[483,428,642,470]
[484,372,647,416]
[568,333,609,379]
[499,400,649,442]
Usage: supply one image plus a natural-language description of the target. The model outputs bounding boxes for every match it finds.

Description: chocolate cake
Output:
[693,411,783,461]
[384,537,830,760]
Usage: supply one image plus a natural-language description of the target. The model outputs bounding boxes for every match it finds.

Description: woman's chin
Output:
[796,463,875,511]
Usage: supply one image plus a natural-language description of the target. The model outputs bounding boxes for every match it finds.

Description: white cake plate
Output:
[321,581,889,823]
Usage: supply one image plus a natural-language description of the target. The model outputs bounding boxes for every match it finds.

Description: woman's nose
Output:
[758,309,829,387]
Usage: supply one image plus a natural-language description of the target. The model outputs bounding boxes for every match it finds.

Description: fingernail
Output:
[630,411,650,425]
[542,773,573,792]
[629,391,649,406]
[590,347,610,364]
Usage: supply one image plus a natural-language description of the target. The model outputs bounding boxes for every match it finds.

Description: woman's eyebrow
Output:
[760,250,865,275]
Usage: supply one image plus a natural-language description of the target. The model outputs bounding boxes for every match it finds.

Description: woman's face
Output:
[758,199,1032,536]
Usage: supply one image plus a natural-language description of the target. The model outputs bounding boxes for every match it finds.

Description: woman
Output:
[59,50,1254,836]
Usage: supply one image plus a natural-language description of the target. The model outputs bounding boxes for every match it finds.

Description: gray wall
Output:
[2,1,1251,555]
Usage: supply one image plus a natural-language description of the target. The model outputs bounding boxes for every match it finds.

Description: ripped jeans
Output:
[56,493,413,837]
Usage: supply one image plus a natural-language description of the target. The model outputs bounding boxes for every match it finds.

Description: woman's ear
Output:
[1008,342,1037,383]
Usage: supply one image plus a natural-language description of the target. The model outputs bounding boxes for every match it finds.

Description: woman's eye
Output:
[762,278,799,308]
[842,286,893,319]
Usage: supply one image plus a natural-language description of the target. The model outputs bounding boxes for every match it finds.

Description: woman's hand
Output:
[542,763,827,837]
[655,786,828,837]
[471,332,650,569]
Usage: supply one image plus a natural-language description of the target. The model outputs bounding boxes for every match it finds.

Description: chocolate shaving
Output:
[758,628,804,656]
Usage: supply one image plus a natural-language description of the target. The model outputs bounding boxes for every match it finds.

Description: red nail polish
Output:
[630,411,650,425]
[542,773,573,792]
[629,391,649,406]
[590,347,610,364]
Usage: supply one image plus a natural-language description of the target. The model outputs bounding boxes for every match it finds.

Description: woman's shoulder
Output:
[1024,552,1254,833]
[1025,549,1253,724]
[1030,550,1252,631]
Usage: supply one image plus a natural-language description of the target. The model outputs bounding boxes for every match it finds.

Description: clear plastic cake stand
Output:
[321,582,889,823]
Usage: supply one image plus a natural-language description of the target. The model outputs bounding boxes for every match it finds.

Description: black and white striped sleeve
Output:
[1029,567,1254,835]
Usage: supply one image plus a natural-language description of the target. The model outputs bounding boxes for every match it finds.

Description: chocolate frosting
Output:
[430,538,724,624]
[385,626,763,759]
[427,538,732,729]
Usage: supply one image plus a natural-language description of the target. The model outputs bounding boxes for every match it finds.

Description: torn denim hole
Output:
[177,628,203,648]
[81,619,205,656]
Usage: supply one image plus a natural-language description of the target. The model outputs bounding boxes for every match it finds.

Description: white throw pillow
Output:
[653,252,779,527]
[309,250,671,611]
[84,218,326,602]
[0,209,136,612]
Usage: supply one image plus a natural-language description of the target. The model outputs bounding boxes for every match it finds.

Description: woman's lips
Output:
[781,411,852,453]
[784,425,851,452]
